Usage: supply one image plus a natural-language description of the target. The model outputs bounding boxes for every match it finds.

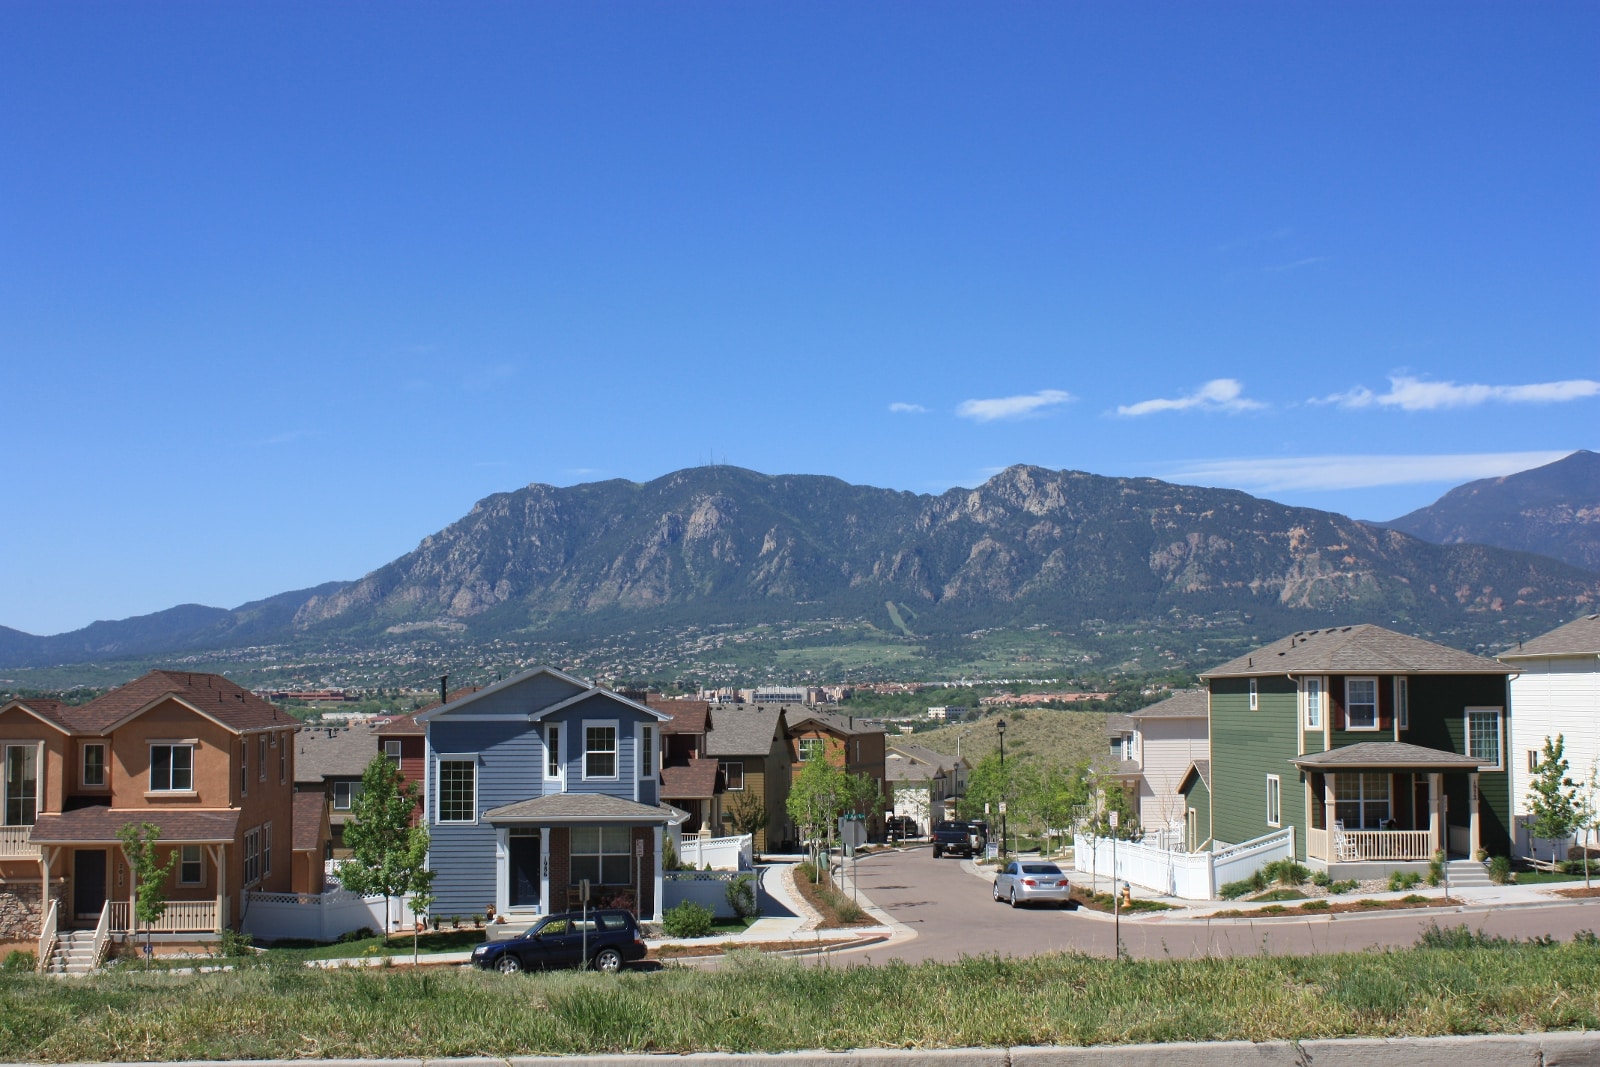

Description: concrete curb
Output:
[8,1032,1596,1067]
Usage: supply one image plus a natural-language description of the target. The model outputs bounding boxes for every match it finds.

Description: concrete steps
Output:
[1446,859,1494,888]
[43,929,99,975]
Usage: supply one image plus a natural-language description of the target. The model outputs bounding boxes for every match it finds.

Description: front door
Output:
[509,835,541,909]
[73,849,106,921]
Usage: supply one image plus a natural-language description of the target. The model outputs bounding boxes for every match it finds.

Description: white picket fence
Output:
[673,832,753,871]
[1074,827,1295,900]
[242,889,414,943]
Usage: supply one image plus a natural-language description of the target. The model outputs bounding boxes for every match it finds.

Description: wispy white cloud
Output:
[1117,379,1266,417]
[1167,451,1572,493]
[1264,256,1326,273]
[889,402,929,414]
[956,389,1073,423]
[1315,375,1600,411]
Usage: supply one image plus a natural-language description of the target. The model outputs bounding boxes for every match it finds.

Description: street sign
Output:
[998,801,1007,814]
[579,878,591,903]
[839,818,867,848]
[636,838,645,857]
[1109,811,1119,829]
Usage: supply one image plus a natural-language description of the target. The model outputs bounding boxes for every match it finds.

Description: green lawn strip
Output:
[255,929,488,962]
[4,940,1597,1060]
[1513,871,1584,885]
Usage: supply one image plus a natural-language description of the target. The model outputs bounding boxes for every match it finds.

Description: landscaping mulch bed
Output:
[1553,885,1600,899]
[1213,895,1452,918]
[790,867,880,927]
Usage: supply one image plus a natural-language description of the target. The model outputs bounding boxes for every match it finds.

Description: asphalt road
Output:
[836,845,1600,964]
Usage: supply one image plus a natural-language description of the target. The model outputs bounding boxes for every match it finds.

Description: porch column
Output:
[1469,773,1482,857]
[1428,774,1442,855]
[39,846,53,923]
[1324,774,1336,831]
[215,844,227,932]
[207,845,225,934]
[538,827,550,916]
[652,826,664,922]
[494,828,509,918]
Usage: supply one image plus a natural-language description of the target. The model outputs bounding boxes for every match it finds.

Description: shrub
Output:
[1262,860,1309,886]
[2,949,36,972]
[1428,850,1445,887]
[1328,879,1359,895]
[1311,870,1331,888]
[1219,878,1256,900]
[1488,855,1512,885]
[1259,904,1287,915]
[218,929,255,957]
[1388,870,1422,892]
[336,927,377,944]
[1251,888,1308,903]
[1416,921,1513,949]
[726,874,757,919]
[1300,899,1331,911]
[796,861,821,885]
[1401,894,1429,904]
[661,901,715,938]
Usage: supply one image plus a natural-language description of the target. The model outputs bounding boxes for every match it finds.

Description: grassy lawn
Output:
[1513,870,1585,885]
[254,929,488,962]
[3,933,1598,1060]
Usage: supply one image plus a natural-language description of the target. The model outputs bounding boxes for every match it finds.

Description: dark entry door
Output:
[74,849,107,920]
[509,835,541,909]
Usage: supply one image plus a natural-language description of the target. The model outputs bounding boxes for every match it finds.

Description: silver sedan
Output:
[992,860,1072,908]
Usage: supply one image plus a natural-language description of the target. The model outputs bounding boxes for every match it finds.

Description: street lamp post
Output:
[996,718,1008,858]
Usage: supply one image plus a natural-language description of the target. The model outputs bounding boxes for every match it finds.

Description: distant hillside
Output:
[4,463,1599,671]
[1384,450,1600,572]
[913,706,1112,774]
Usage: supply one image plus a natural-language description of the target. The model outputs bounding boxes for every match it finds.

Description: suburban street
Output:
[831,846,1600,964]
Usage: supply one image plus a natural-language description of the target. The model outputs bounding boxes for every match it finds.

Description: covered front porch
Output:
[1295,742,1487,872]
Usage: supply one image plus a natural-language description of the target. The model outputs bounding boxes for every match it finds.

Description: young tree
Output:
[339,755,434,932]
[786,757,845,867]
[726,791,769,838]
[116,821,178,968]
[1527,734,1582,867]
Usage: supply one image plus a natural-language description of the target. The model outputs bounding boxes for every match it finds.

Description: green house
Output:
[1199,625,1512,875]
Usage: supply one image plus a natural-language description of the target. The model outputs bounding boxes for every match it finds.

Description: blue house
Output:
[417,667,677,921]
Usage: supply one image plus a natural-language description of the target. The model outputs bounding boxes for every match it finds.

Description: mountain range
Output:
[3,455,1597,674]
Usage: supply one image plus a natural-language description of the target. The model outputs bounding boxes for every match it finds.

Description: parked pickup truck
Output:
[931,819,986,859]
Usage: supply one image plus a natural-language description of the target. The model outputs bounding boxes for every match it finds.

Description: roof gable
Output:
[79,671,296,735]
[416,666,623,723]
[1201,625,1509,679]
[0,699,75,734]
[1502,614,1600,659]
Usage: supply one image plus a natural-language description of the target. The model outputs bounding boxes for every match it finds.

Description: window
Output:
[1266,775,1281,827]
[570,825,632,885]
[179,845,203,886]
[4,745,38,826]
[721,761,745,791]
[243,828,260,885]
[1304,677,1322,730]
[149,744,194,792]
[259,736,268,780]
[1335,772,1391,830]
[279,734,287,783]
[798,738,826,762]
[333,780,363,810]
[546,725,562,781]
[1248,679,1258,711]
[240,739,249,796]
[263,822,272,878]
[82,743,107,788]
[1345,677,1378,730]
[584,723,617,779]
[437,760,476,822]
[1394,677,1409,730]
[1467,709,1502,769]
[384,739,402,763]
[638,725,655,780]
[1528,749,1541,773]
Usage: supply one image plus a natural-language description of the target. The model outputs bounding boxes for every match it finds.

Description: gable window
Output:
[584,723,618,780]
[570,825,631,885]
[721,761,745,791]
[333,781,363,811]
[4,745,38,826]
[1394,677,1409,730]
[437,759,477,822]
[178,844,203,886]
[1266,774,1281,827]
[1248,679,1258,711]
[1304,677,1322,730]
[798,738,826,762]
[1335,772,1390,830]
[149,744,194,792]
[546,725,563,783]
[82,743,107,789]
[1467,709,1502,770]
[1345,678,1378,731]
[243,828,261,886]
[637,725,655,780]
[384,740,402,764]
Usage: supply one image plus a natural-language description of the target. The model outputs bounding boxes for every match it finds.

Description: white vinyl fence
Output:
[662,871,751,918]
[242,889,414,943]
[673,833,754,871]
[1074,827,1295,901]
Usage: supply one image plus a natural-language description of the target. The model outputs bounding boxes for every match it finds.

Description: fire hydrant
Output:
[1121,881,1132,907]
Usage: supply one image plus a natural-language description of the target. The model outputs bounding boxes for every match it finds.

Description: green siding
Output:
[1406,674,1512,856]
[1180,774,1211,848]
[1209,676,1305,858]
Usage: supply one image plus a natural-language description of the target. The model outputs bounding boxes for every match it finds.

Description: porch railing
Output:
[109,899,220,933]
[1307,827,1329,862]
[1339,829,1432,861]
[36,898,57,973]
[90,900,113,971]
[0,825,39,859]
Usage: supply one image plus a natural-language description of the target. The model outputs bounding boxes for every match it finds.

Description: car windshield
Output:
[1021,864,1062,875]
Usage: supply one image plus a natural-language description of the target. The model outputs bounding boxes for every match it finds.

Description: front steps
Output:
[42,929,98,975]
[1445,859,1494,888]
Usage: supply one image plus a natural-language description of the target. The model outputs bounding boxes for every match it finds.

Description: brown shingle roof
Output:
[786,709,879,737]
[1,698,75,732]
[1201,625,1509,679]
[293,792,328,852]
[30,807,240,845]
[482,794,675,823]
[660,757,720,800]
[704,706,785,757]
[1501,614,1600,659]
[1291,742,1484,770]
[295,722,386,783]
[651,699,710,736]
[375,712,424,736]
[68,670,298,734]
[1130,689,1209,719]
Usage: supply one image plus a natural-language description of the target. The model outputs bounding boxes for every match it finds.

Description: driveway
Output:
[839,846,1600,963]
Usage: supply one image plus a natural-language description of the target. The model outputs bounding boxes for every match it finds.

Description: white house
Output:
[1128,689,1210,844]
[885,743,965,834]
[1501,614,1600,860]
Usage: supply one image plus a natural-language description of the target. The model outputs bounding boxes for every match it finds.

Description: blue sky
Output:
[2,3,1596,636]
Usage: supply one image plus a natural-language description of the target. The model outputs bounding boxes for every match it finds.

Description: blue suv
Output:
[470,909,647,974]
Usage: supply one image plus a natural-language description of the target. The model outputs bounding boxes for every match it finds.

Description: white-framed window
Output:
[1303,677,1322,730]
[263,822,272,878]
[1266,774,1281,827]
[637,724,655,780]
[584,721,618,780]
[1394,677,1409,730]
[798,738,826,762]
[721,761,745,791]
[546,725,563,785]
[178,844,203,886]
[258,736,268,781]
[1335,772,1391,830]
[384,739,403,763]
[81,742,107,789]
[149,743,194,792]
[1345,677,1378,731]
[436,758,477,822]
[243,828,261,886]
[4,744,39,826]
[1467,708,1503,770]
[1248,679,1258,711]
[571,825,632,885]
[333,780,363,811]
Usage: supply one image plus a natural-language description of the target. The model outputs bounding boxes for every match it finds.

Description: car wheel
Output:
[932,846,942,859]
[496,954,522,974]
[1009,889,1019,908]
[592,947,624,973]
[992,882,1002,902]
